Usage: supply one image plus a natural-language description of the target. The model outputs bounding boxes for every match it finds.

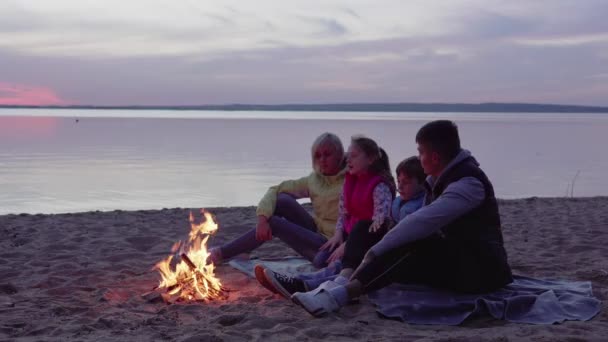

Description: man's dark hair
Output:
[415,120,461,162]
[395,156,426,183]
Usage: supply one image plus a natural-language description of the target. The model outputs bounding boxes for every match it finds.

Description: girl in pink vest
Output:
[322,136,396,268]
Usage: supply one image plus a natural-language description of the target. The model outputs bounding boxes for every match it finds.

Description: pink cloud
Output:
[0,82,69,105]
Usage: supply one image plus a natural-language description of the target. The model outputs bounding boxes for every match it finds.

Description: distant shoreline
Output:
[2,102,608,113]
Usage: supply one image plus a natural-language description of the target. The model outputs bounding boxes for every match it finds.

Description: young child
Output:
[391,156,426,223]
[258,137,417,298]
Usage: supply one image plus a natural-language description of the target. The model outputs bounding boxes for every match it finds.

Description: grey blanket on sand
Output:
[229,258,601,325]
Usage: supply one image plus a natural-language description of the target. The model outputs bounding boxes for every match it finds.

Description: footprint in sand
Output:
[215,314,245,326]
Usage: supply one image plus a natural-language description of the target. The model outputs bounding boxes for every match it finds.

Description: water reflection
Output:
[0,116,59,139]
[1,111,608,214]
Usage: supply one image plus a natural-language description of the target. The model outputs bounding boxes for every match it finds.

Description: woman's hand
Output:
[320,229,343,251]
[326,242,346,264]
[255,215,273,241]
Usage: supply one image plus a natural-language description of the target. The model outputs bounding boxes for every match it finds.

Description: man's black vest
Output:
[425,156,513,292]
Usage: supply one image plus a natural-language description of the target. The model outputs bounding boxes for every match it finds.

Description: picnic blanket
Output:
[229,257,601,325]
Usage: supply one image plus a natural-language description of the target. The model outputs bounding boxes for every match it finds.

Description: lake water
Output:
[1,108,607,215]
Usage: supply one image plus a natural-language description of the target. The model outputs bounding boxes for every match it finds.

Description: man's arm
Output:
[370,177,485,256]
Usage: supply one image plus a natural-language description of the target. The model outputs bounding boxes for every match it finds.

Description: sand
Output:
[1,197,607,341]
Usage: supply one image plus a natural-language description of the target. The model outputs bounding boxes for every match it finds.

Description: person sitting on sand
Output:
[208,132,346,268]
[291,120,514,317]
[257,136,399,298]
[255,156,426,298]
[390,156,426,226]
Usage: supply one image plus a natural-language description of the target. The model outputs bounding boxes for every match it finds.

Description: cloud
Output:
[0,1,606,106]
[0,82,69,105]
[312,17,348,36]
[0,1,452,58]
[513,32,608,47]
[343,53,403,64]
[306,80,377,92]
[458,10,537,39]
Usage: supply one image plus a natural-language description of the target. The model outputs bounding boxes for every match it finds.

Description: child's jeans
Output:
[297,219,387,290]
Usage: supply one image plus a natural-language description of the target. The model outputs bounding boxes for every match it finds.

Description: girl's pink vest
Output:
[342,172,384,234]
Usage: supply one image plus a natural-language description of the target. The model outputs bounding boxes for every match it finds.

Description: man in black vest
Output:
[292,120,513,317]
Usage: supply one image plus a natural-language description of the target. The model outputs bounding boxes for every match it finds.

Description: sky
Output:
[1,0,607,106]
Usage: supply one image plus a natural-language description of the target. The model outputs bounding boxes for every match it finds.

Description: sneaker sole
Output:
[291,294,327,317]
[254,265,278,294]
[264,269,297,300]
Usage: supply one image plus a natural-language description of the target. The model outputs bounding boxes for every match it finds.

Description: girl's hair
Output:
[395,156,426,184]
[351,136,396,194]
[311,132,345,172]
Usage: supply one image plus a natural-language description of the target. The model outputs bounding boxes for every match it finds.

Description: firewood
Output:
[180,253,197,271]
[141,291,164,303]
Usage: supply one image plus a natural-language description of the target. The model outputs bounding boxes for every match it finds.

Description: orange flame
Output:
[153,210,223,302]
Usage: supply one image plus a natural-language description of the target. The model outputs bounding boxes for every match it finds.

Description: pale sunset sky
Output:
[1,0,607,106]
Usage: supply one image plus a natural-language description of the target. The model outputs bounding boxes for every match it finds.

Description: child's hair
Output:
[351,135,396,194]
[415,120,461,163]
[311,132,345,172]
[395,156,426,184]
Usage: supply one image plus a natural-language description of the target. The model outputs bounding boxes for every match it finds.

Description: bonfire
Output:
[150,210,226,303]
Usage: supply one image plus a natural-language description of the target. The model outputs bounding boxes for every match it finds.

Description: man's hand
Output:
[326,242,346,264]
[255,215,273,241]
[350,250,376,280]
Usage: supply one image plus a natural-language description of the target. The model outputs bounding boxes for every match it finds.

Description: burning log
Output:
[145,252,227,304]
[180,253,197,271]
[145,210,228,304]
[141,290,164,303]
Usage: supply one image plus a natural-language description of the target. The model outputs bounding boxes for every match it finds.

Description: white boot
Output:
[291,281,342,317]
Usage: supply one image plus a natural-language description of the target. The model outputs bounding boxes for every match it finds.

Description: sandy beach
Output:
[1,197,607,341]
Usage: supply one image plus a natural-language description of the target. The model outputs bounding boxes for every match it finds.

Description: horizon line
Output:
[1,101,608,113]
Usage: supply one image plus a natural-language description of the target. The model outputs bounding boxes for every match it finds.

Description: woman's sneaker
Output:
[254,265,278,294]
[264,269,306,299]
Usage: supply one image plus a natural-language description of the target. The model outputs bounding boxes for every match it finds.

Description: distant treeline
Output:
[2,102,608,113]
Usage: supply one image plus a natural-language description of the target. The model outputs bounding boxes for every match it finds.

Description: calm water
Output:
[1,108,607,215]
